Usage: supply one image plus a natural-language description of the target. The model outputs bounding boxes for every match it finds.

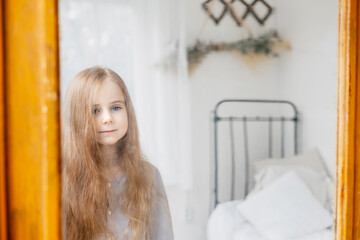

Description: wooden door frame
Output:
[336,0,360,239]
[0,0,6,238]
[0,0,358,239]
[3,0,61,239]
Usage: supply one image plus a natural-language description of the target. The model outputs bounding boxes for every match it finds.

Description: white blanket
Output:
[233,226,333,240]
[207,150,335,240]
[207,200,333,240]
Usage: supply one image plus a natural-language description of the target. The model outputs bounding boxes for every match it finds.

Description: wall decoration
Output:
[187,30,291,74]
[157,0,290,75]
[202,0,229,25]
[183,0,290,74]
[202,0,273,27]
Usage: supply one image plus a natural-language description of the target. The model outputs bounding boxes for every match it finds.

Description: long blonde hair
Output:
[62,66,156,240]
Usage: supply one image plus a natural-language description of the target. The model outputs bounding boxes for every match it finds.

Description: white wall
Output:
[275,0,338,178]
[167,1,338,240]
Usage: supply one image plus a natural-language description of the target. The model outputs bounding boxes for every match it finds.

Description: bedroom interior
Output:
[1,0,360,240]
[181,0,338,239]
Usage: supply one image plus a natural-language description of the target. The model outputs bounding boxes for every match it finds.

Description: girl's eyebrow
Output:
[92,100,125,106]
[111,100,125,104]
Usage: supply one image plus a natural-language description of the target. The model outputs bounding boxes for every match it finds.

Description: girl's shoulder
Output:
[141,161,166,195]
[141,160,156,171]
[141,161,161,178]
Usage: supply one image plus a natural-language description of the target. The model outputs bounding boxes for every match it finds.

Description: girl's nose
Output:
[102,111,113,125]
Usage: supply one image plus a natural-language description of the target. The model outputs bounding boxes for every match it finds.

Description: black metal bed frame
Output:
[212,99,299,208]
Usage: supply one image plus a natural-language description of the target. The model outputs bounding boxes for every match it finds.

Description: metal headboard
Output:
[212,99,299,208]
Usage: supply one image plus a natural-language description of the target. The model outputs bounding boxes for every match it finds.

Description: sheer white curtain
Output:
[130,0,192,189]
[59,0,136,100]
[59,0,192,189]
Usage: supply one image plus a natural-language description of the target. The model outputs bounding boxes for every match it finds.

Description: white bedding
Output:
[233,226,333,240]
[207,150,335,240]
[207,200,334,240]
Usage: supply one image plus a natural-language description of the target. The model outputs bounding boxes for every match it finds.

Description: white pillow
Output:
[233,222,268,240]
[251,148,330,179]
[207,200,247,240]
[237,171,333,240]
[247,165,328,211]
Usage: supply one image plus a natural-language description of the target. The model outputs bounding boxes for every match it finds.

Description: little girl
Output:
[62,66,174,240]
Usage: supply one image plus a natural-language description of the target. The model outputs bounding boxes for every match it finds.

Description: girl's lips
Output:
[99,130,117,133]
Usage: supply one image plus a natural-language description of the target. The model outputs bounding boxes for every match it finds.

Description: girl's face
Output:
[92,78,128,146]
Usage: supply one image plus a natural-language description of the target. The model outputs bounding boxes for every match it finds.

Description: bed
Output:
[207,99,335,240]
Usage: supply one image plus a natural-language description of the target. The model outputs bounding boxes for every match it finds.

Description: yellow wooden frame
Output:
[335,0,360,239]
[0,0,358,239]
[4,0,61,239]
[0,0,6,239]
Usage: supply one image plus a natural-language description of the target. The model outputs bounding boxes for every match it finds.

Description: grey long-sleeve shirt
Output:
[96,167,174,240]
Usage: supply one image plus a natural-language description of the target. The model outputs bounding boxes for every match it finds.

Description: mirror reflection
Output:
[59,0,337,239]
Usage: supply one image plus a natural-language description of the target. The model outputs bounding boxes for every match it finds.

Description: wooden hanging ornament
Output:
[202,0,229,25]
[202,0,274,26]
[186,0,290,75]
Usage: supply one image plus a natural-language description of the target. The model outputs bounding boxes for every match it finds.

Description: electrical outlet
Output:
[184,205,193,222]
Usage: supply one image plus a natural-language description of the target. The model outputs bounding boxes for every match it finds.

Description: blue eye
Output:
[112,106,121,111]
[93,108,100,114]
